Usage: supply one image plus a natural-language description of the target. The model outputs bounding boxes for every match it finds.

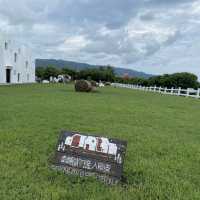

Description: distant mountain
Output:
[114,68,153,79]
[35,59,153,79]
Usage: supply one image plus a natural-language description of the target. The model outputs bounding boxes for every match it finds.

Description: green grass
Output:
[0,84,200,200]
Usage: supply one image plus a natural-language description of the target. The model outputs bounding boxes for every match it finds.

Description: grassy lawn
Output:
[0,84,200,200]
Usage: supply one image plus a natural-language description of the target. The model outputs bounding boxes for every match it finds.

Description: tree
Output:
[62,68,76,80]
[76,66,115,82]
[43,66,60,80]
[36,67,45,79]
[147,72,199,89]
[170,72,199,89]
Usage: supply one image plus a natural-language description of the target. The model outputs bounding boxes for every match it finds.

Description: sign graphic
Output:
[51,131,127,184]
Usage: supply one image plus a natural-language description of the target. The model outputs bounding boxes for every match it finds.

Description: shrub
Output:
[75,80,92,92]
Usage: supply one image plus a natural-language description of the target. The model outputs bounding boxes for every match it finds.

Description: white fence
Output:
[112,83,200,99]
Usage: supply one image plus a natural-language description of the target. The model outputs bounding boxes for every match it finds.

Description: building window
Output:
[14,53,17,62]
[27,74,29,81]
[25,61,29,68]
[5,42,8,50]
[17,73,20,82]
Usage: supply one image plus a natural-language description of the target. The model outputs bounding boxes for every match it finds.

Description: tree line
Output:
[36,66,200,89]
[36,66,115,82]
[116,72,200,89]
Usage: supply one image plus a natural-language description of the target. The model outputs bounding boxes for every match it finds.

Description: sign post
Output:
[51,131,127,185]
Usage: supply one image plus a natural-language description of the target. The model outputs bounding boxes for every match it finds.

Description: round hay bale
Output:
[75,80,92,92]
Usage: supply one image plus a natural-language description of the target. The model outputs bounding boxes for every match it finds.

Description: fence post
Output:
[187,88,190,97]
[159,86,161,93]
[178,87,181,96]
[197,88,200,98]
[171,87,174,95]
[154,86,156,92]
[164,87,167,94]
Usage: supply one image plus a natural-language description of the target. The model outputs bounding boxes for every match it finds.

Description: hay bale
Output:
[75,80,92,92]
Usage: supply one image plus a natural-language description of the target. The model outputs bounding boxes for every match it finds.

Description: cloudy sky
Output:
[0,0,200,77]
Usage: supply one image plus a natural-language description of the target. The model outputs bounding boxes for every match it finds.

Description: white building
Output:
[0,36,35,84]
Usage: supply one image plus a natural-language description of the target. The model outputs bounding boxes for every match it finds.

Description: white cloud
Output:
[0,0,200,77]
[58,35,90,53]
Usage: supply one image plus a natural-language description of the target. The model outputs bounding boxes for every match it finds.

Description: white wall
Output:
[0,36,35,84]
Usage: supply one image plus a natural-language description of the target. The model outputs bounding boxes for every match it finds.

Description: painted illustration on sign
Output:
[51,131,127,184]
[57,133,123,164]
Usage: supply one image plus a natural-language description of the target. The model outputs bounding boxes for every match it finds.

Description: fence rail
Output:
[112,83,200,99]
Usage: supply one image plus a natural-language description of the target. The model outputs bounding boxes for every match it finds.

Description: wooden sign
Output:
[51,131,127,185]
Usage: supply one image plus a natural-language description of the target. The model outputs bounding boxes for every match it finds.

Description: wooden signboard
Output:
[51,131,127,185]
